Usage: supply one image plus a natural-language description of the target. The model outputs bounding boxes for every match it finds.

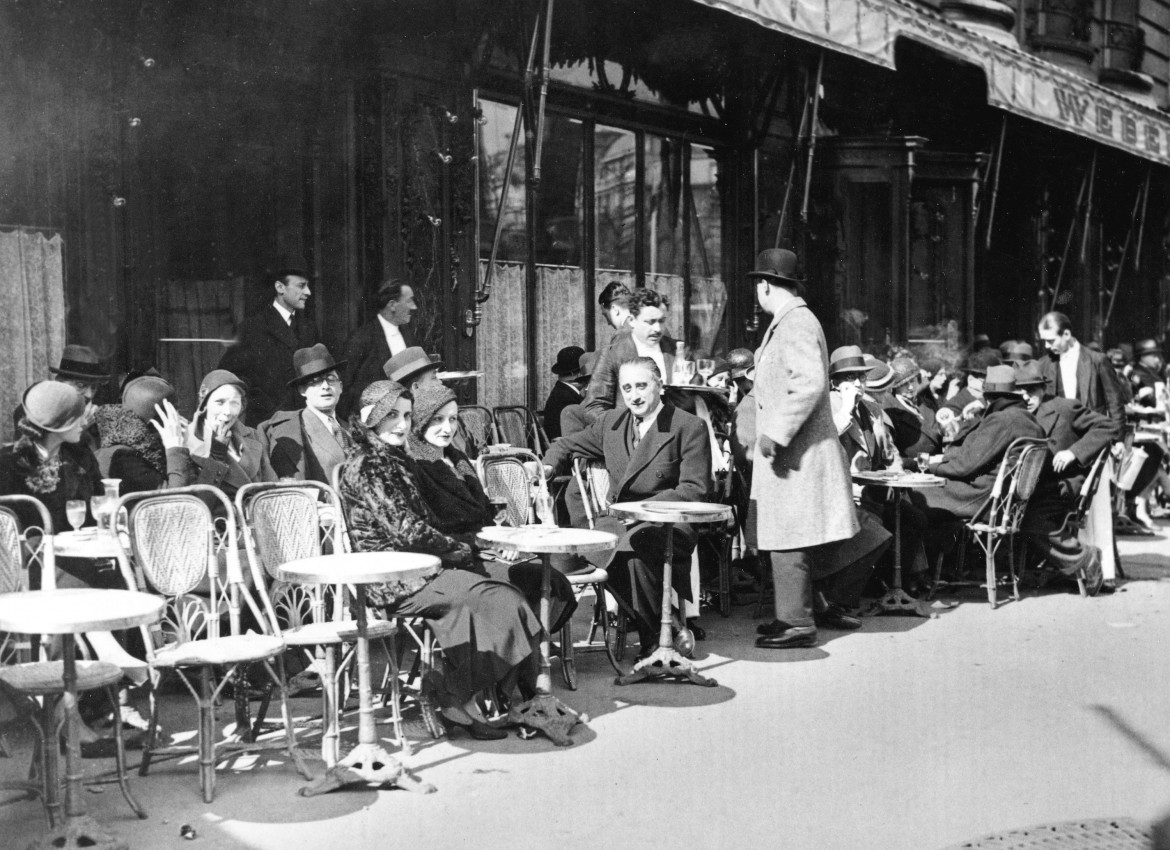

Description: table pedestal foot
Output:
[866,586,931,618]
[615,646,717,687]
[297,743,435,797]
[27,815,127,850]
[508,693,581,747]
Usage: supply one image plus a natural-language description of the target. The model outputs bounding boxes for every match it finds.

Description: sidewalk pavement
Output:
[4,525,1170,850]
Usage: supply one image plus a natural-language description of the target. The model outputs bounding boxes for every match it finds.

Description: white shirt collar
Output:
[306,405,339,429]
[1060,339,1080,362]
[634,400,664,437]
[272,299,295,325]
[377,313,406,354]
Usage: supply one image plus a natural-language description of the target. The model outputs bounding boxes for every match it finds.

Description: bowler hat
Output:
[961,349,1001,376]
[1013,361,1049,389]
[383,347,443,385]
[745,249,805,292]
[288,344,347,387]
[22,381,87,433]
[49,345,109,382]
[551,346,586,376]
[727,348,755,380]
[1135,338,1163,359]
[273,257,310,280]
[829,345,869,377]
[982,365,1017,395]
[122,375,175,422]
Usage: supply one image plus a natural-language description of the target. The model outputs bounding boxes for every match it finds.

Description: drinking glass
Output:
[696,359,715,386]
[90,496,108,531]
[65,500,86,533]
[490,498,510,527]
[677,360,696,385]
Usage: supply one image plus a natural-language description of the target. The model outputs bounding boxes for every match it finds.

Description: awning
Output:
[693,0,1170,167]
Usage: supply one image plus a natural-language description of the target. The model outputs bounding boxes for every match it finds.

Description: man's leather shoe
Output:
[756,619,792,636]
[1097,579,1116,595]
[814,604,862,631]
[755,626,817,649]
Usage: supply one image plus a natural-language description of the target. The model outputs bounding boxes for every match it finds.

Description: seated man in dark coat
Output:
[542,357,711,655]
[257,344,352,485]
[543,346,586,441]
[1015,361,1110,593]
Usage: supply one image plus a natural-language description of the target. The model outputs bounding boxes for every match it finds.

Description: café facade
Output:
[2,0,1169,427]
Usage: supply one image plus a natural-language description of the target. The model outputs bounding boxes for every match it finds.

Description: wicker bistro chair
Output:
[0,495,146,825]
[930,437,1050,610]
[329,463,445,741]
[456,405,499,461]
[493,405,549,457]
[113,484,311,803]
[236,480,412,765]
[476,447,538,528]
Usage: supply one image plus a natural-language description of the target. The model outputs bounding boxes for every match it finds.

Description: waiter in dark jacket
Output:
[218,262,319,427]
[257,345,351,485]
[1036,311,1124,438]
[339,280,417,418]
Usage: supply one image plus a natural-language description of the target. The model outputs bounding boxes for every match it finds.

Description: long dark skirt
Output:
[476,559,577,634]
[386,568,542,704]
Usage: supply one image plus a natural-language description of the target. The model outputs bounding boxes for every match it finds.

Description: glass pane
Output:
[644,135,685,278]
[594,124,637,347]
[688,145,726,358]
[479,100,527,261]
[534,117,584,267]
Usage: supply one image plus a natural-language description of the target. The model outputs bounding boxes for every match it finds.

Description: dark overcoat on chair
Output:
[921,399,1044,519]
[256,408,349,485]
[338,318,416,420]
[1033,396,1113,497]
[1038,346,1124,437]
[218,304,319,427]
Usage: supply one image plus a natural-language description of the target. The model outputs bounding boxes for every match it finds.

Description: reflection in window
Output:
[688,146,726,358]
[479,100,526,261]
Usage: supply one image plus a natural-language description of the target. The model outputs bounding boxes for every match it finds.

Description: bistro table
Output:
[852,470,946,617]
[475,524,616,746]
[0,588,163,850]
[279,551,439,796]
[606,501,730,687]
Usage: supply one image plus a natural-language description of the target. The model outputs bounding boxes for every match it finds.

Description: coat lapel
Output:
[1077,347,1093,405]
[301,409,346,471]
[267,305,298,351]
[614,405,675,496]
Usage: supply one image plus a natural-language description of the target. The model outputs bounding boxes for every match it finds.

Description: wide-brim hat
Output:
[384,346,443,384]
[1135,338,1163,359]
[982,364,1017,395]
[360,380,409,429]
[572,351,600,383]
[551,346,586,376]
[745,248,805,292]
[289,343,347,387]
[197,369,248,411]
[1013,361,1049,389]
[829,345,869,377]
[22,381,87,433]
[49,344,109,382]
[865,356,894,392]
[962,349,1002,376]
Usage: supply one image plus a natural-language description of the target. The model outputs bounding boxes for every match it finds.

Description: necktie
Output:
[330,416,353,451]
[631,416,644,451]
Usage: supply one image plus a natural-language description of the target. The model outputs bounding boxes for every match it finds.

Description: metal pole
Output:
[1134,166,1151,272]
[1104,184,1144,332]
[1079,147,1097,263]
[799,51,824,224]
[531,0,555,184]
[774,74,812,249]
[1050,158,1091,308]
[984,115,1007,251]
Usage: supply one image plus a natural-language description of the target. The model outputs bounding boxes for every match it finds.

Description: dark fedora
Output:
[829,345,869,377]
[1004,342,1034,365]
[573,351,600,383]
[746,249,805,292]
[49,345,109,382]
[1013,360,1049,389]
[982,365,1017,395]
[551,346,586,376]
[384,346,443,385]
[961,349,1001,376]
[288,344,347,387]
[1135,338,1163,359]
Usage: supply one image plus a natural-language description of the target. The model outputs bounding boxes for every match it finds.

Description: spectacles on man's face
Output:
[305,373,341,388]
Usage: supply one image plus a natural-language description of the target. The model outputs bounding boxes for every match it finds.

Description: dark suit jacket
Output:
[559,403,589,439]
[1039,346,1124,438]
[257,408,349,484]
[922,401,1045,519]
[219,304,319,427]
[885,396,942,457]
[339,318,415,419]
[1034,395,1113,497]
[544,402,712,565]
[542,381,583,441]
[583,329,678,421]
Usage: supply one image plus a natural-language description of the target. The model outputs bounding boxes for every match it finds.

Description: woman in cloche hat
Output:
[186,369,264,499]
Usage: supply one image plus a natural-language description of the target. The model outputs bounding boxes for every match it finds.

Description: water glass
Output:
[90,496,109,531]
[697,359,715,386]
[65,500,86,533]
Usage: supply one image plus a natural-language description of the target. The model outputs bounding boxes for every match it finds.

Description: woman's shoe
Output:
[437,707,507,740]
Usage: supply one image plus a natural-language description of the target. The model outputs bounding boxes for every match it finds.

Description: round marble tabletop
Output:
[608,500,733,524]
[476,525,617,555]
[278,551,441,585]
[851,471,946,489]
[0,588,163,634]
[54,529,124,559]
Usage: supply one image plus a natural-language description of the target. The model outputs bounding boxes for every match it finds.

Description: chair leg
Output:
[560,619,577,691]
[104,685,146,819]
[39,695,60,827]
[269,655,312,780]
[199,667,216,804]
[319,646,339,768]
[718,535,732,618]
[138,685,161,778]
[985,536,998,610]
[417,627,444,740]
[382,632,410,755]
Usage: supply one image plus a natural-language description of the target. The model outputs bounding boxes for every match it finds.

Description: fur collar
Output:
[94,405,165,473]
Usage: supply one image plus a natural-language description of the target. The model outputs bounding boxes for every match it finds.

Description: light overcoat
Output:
[750,297,858,550]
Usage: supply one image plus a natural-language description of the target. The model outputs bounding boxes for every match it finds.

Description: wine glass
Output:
[677,360,696,385]
[696,359,715,386]
[90,496,108,531]
[65,500,86,533]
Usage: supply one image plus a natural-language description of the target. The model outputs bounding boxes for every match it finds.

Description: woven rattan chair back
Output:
[0,496,55,664]
[573,457,612,528]
[992,438,1049,533]
[478,456,531,527]
[457,405,498,459]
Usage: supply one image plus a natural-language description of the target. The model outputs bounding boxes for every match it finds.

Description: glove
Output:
[758,433,779,459]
